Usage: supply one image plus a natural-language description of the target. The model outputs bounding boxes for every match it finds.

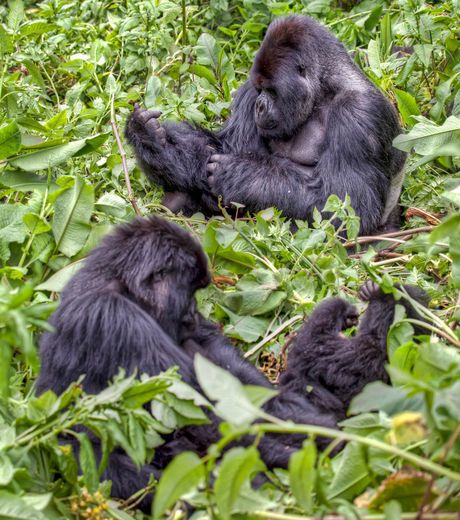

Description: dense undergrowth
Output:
[1,0,460,518]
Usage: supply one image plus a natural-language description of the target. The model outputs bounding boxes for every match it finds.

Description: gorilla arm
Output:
[125,106,217,197]
[207,91,392,234]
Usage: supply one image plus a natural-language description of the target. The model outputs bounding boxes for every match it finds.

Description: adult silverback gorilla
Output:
[125,15,406,235]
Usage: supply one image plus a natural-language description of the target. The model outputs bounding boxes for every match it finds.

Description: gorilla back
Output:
[126,15,406,235]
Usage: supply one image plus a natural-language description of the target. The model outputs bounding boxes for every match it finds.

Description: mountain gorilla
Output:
[37,217,427,510]
[125,15,406,235]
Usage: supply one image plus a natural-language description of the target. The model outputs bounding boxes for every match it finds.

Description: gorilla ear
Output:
[297,64,306,76]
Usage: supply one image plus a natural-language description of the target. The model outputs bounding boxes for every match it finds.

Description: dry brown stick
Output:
[343,226,435,249]
[110,96,141,216]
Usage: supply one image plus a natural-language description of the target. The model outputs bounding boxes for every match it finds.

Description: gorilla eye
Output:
[297,64,306,75]
[265,87,277,98]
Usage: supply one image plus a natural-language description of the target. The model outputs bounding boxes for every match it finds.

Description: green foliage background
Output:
[0,0,460,518]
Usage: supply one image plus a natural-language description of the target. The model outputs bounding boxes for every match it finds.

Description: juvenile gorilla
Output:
[125,15,406,235]
[37,217,427,509]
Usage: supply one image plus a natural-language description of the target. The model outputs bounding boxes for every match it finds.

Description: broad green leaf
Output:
[0,491,46,520]
[19,21,56,37]
[367,39,382,78]
[394,89,420,126]
[289,440,316,513]
[23,213,51,234]
[328,442,370,500]
[153,452,204,519]
[349,381,424,416]
[430,214,460,243]
[0,454,14,486]
[195,33,219,69]
[0,204,29,261]
[393,116,460,156]
[52,176,94,257]
[215,447,265,520]
[10,140,87,171]
[0,121,21,159]
[0,170,55,192]
[35,259,84,292]
[194,354,267,425]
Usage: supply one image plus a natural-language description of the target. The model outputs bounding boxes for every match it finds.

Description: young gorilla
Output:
[37,217,427,509]
[278,281,429,420]
[125,15,406,235]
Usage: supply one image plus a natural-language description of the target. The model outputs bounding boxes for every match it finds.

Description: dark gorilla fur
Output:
[37,217,427,510]
[125,15,406,235]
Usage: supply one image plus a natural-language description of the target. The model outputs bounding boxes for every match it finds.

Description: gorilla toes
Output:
[127,106,166,145]
[359,280,383,302]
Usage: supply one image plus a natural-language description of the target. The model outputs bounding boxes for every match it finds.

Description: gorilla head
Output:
[250,16,322,139]
[68,217,210,346]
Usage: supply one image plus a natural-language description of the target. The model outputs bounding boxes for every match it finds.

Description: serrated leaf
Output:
[76,433,99,493]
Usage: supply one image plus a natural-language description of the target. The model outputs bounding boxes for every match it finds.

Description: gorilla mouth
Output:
[256,121,277,130]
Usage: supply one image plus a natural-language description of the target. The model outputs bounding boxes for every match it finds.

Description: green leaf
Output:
[289,440,316,513]
[215,447,265,520]
[393,116,460,156]
[0,491,46,520]
[0,121,21,160]
[0,454,14,486]
[35,259,84,292]
[7,0,24,31]
[430,214,460,243]
[367,39,382,78]
[394,89,420,126]
[0,170,56,192]
[9,140,87,171]
[122,377,171,408]
[76,433,99,493]
[52,176,94,257]
[153,452,204,519]
[194,354,270,426]
[328,442,370,500]
[350,381,424,416]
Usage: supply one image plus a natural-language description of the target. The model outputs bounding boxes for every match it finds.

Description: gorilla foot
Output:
[359,280,383,302]
[127,106,166,146]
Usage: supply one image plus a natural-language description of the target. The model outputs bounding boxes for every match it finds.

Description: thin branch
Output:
[110,96,141,216]
[244,315,304,359]
[343,226,435,249]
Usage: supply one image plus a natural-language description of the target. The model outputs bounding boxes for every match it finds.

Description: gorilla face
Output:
[250,18,321,141]
[252,61,318,139]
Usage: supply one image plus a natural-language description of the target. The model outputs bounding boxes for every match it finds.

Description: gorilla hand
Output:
[206,154,234,199]
[126,105,167,147]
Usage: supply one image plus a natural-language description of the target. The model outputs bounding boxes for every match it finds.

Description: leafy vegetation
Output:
[1,0,460,517]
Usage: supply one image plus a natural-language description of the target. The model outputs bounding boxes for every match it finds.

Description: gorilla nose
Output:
[255,97,267,115]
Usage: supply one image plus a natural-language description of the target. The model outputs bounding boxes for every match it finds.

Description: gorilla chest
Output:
[269,110,326,167]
